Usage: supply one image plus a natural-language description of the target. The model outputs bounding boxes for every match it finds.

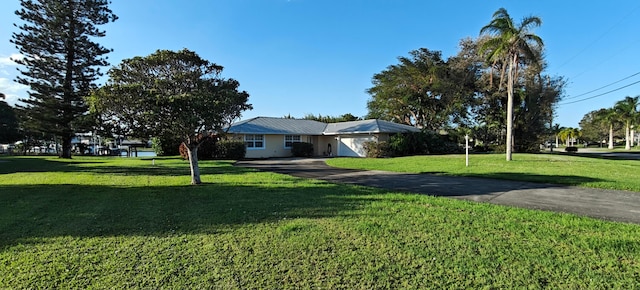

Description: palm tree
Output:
[479,8,543,161]
[570,128,581,146]
[558,128,570,147]
[558,127,581,147]
[614,96,639,150]
[595,107,618,149]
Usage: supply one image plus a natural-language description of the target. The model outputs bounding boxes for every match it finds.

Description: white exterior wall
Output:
[335,134,388,157]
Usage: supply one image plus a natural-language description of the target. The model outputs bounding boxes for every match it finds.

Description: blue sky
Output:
[1,0,640,128]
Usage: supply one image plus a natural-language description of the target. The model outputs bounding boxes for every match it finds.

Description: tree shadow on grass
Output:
[0,156,245,177]
[568,152,640,161]
[0,179,380,248]
[452,172,604,188]
[0,157,107,174]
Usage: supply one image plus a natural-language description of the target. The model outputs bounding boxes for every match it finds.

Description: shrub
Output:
[179,137,218,160]
[363,141,389,158]
[565,146,578,153]
[473,145,489,153]
[388,132,427,156]
[380,131,464,157]
[515,142,543,153]
[216,140,246,160]
[152,136,182,156]
[291,142,313,157]
[179,138,246,160]
[488,144,506,153]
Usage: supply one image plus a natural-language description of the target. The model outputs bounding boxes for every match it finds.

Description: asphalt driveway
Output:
[236,158,640,225]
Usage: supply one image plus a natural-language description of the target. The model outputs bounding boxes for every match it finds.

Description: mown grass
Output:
[1,156,639,288]
[326,153,640,191]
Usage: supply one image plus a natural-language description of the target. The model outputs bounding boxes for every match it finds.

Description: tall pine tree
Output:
[0,93,21,144]
[11,0,117,158]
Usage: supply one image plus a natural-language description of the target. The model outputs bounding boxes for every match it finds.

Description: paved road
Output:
[236,158,640,225]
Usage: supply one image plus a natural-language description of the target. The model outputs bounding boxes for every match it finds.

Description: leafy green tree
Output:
[513,65,565,152]
[366,48,476,130]
[613,96,639,150]
[580,108,622,148]
[11,0,117,158]
[479,8,543,160]
[302,113,361,123]
[579,109,608,145]
[458,35,562,153]
[89,49,252,185]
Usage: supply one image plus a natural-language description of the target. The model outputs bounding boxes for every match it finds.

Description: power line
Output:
[556,4,640,71]
[563,71,640,100]
[558,79,640,106]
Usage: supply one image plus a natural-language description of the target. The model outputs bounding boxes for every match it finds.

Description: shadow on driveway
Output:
[236,158,640,224]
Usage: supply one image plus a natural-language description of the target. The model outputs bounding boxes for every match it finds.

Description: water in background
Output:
[121,150,157,157]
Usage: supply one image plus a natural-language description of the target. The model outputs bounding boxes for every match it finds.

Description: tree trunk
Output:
[608,124,614,149]
[187,145,202,185]
[61,135,72,159]
[625,121,631,150]
[505,54,516,161]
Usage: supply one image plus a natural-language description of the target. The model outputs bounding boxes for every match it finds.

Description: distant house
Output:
[226,117,420,158]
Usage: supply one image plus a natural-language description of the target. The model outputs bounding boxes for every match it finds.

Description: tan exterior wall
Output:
[233,133,390,158]
[243,135,286,158]
[238,134,318,159]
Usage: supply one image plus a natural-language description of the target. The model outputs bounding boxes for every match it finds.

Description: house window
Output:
[284,135,301,148]
[245,134,264,149]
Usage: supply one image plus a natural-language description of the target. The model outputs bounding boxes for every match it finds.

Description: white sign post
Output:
[465,135,469,167]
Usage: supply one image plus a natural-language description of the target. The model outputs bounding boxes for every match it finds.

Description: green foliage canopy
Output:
[89,49,252,184]
[366,48,477,130]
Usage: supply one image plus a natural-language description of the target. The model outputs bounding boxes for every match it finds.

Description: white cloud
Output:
[0,53,24,66]
[0,77,28,106]
[0,53,28,106]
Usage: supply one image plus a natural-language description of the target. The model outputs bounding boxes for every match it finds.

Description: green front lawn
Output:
[326,153,640,191]
[1,156,639,288]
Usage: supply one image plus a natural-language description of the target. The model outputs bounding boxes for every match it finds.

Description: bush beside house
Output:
[364,131,463,158]
[292,142,314,157]
[179,139,246,160]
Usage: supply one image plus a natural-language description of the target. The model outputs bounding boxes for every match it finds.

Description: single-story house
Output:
[226,117,420,158]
